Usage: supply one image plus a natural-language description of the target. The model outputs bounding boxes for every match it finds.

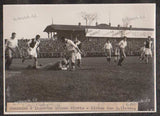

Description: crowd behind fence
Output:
[17,38,147,58]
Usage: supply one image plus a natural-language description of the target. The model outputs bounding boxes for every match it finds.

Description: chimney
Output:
[96,22,98,26]
[78,22,81,26]
[109,23,111,27]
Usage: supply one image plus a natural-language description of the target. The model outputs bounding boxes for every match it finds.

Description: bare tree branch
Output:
[81,12,98,26]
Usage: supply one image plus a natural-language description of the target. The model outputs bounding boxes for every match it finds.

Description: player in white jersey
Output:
[114,43,120,62]
[36,58,69,70]
[22,35,40,68]
[144,36,153,63]
[139,45,146,62]
[5,32,22,69]
[118,36,127,66]
[104,40,112,63]
[60,36,82,70]
[74,37,82,67]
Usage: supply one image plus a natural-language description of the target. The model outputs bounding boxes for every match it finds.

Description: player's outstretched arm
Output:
[69,40,82,54]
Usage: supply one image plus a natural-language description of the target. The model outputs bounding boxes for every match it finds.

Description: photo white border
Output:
[3,3,157,114]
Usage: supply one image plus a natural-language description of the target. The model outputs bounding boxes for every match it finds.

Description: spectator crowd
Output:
[18,38,147,58]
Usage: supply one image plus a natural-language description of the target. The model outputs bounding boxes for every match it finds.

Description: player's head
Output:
[123,36,127,41]
[11,32,16,39]
[148,36,151,41]
[31,38,34,42]
[60,36,66,43]
[35,34,40,40]
[107,40,110,43]
[5,39,8,44]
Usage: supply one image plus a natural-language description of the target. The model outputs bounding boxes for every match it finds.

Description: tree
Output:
[81,12,98,26]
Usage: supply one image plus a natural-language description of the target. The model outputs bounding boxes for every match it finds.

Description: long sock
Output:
[77,59,81,67]
[6,58,12,69]
[109,58,111,62]
[107,58,110,62]
[118,58,124,65]
[71,62,75,69]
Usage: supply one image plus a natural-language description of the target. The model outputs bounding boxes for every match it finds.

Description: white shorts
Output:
[115,48,120,56]
[75,52,81,60]
[145,48,152,56]
[28,48,37,58]
[105,49,111,57]
[66,51,76,63]
[140,47,145,53]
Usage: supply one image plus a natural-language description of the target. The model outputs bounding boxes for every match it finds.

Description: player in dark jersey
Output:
[22,35,41,68]
[144,36,153,63]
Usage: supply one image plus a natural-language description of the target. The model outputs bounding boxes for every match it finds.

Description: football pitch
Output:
[5,56,155,111]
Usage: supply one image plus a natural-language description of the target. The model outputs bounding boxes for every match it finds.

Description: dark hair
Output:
[12,32,16,36]
[124,36,127,39]
[5,39,8,43]
[36,34,40,39]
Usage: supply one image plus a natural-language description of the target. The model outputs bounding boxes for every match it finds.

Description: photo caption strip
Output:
[7,102,138,112]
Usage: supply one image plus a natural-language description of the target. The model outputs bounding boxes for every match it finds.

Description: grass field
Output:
[5,56,155,111]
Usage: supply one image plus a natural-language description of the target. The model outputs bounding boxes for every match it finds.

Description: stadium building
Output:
[18,23,154,58]
[42,22,154,57]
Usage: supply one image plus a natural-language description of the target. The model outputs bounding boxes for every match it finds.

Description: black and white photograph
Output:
[3,4,156,114]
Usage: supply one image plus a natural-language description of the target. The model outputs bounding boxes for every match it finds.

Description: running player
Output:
[22,34,41,68]
[144,36,153,64]
[74,37,82,67]
[104,40,112,63]
[118,36,127,66]
[59,36,82,71]
[5,32,22,70]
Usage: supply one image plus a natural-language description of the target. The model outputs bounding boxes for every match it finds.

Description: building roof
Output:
[44,23,154,32]
[44,24,85,32]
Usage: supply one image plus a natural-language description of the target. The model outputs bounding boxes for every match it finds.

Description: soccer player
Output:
[139,46,146,61]
[74,37,82,67]
[104,40,112,63]
[22,34,41,68]
[36,58,69,70]
[118,36,127,66]
[5,39,13,70]
[5,32,22,70]
[59,36,82,71]
[114,43,120,62]
[144,36,153,64]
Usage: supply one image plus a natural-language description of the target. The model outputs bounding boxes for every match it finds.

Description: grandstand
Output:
[17,22,154,58]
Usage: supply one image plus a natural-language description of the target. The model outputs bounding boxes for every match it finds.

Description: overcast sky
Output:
[3,4,155,39]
